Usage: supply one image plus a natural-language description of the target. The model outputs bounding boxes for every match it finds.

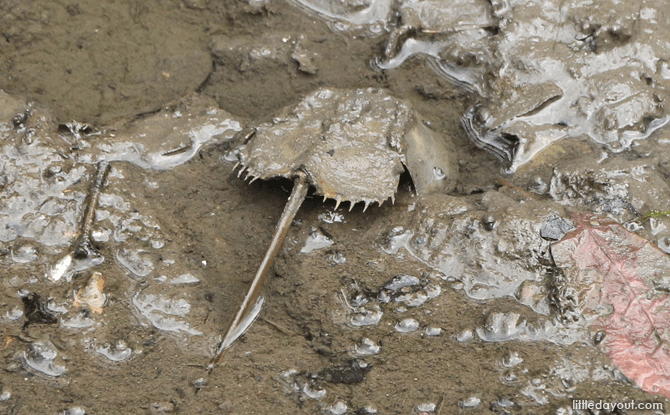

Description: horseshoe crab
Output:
[215,87,455,361]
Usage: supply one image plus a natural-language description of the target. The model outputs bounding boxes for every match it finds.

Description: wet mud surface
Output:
[2,0,670,414]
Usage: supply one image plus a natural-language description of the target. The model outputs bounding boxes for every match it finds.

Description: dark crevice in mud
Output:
[316,360,372,385]
[21,293,58,328]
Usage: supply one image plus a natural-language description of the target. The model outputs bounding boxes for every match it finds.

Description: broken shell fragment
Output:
[73,272,107,314]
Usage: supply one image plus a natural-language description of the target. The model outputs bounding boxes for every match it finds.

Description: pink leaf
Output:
[552,215,670,397]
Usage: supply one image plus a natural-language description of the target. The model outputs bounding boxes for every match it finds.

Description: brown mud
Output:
[1,1,670,414]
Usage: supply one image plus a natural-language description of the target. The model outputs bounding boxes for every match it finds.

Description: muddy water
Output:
[1,1,670,414]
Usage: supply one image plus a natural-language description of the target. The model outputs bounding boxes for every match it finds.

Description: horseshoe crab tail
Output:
[214,171,309,364]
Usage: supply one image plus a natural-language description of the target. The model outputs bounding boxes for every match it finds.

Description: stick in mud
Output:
[74,161,111,259]
[48,161,111,282]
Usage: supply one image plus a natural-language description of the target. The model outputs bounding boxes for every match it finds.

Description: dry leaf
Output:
[552,215,670,397]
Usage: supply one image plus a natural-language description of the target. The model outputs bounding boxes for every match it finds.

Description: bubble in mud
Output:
[658,236,670,254]
[98,193,131,211]
[150,239,164,249]
[61,313,95,329]
[384,274,419,291]
[381,227,413,254]
[0,391,10,401]
[332,22,348,32]
[377,290,391,303]
[395,284,441,307]
[354,338,380,356]
[6,307,23,321]
[169,273,200,284]
[394,318,419,333]
[528,177,548,194]
[221,148,240,163]
[327,251,346,265]
[347,289,369,307]
[23,341,66,377]
[132,293,202,335]
[502,351,523,368]
[455,329,473,342]
[91,228,111,243]
[95,341,132,362]
[11,245,38,263]
[301,228,334,253]
[491,398,520,411]
[303,383,326,400]
[459,396,481,408]
[396,292,427,307]
[116,248,155,277]
[521,378,549,405]
[47,301,68,314]
[626,222,644,232]
[477,312,525,341]
[650,218,667,235]
[424,327,442,336]
[277,368,326,401]
[350,307,383,327]
[62,408,86,415]
[502,371,517,384]
[416,402,436,413]
[328,401,348,415]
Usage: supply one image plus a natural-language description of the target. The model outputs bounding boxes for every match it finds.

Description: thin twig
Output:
[436,393,446,415]
[261,317,296,337]
[74,161,110,259]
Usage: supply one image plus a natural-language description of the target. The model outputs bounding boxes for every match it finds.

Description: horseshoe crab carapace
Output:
[214,87,455,362]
